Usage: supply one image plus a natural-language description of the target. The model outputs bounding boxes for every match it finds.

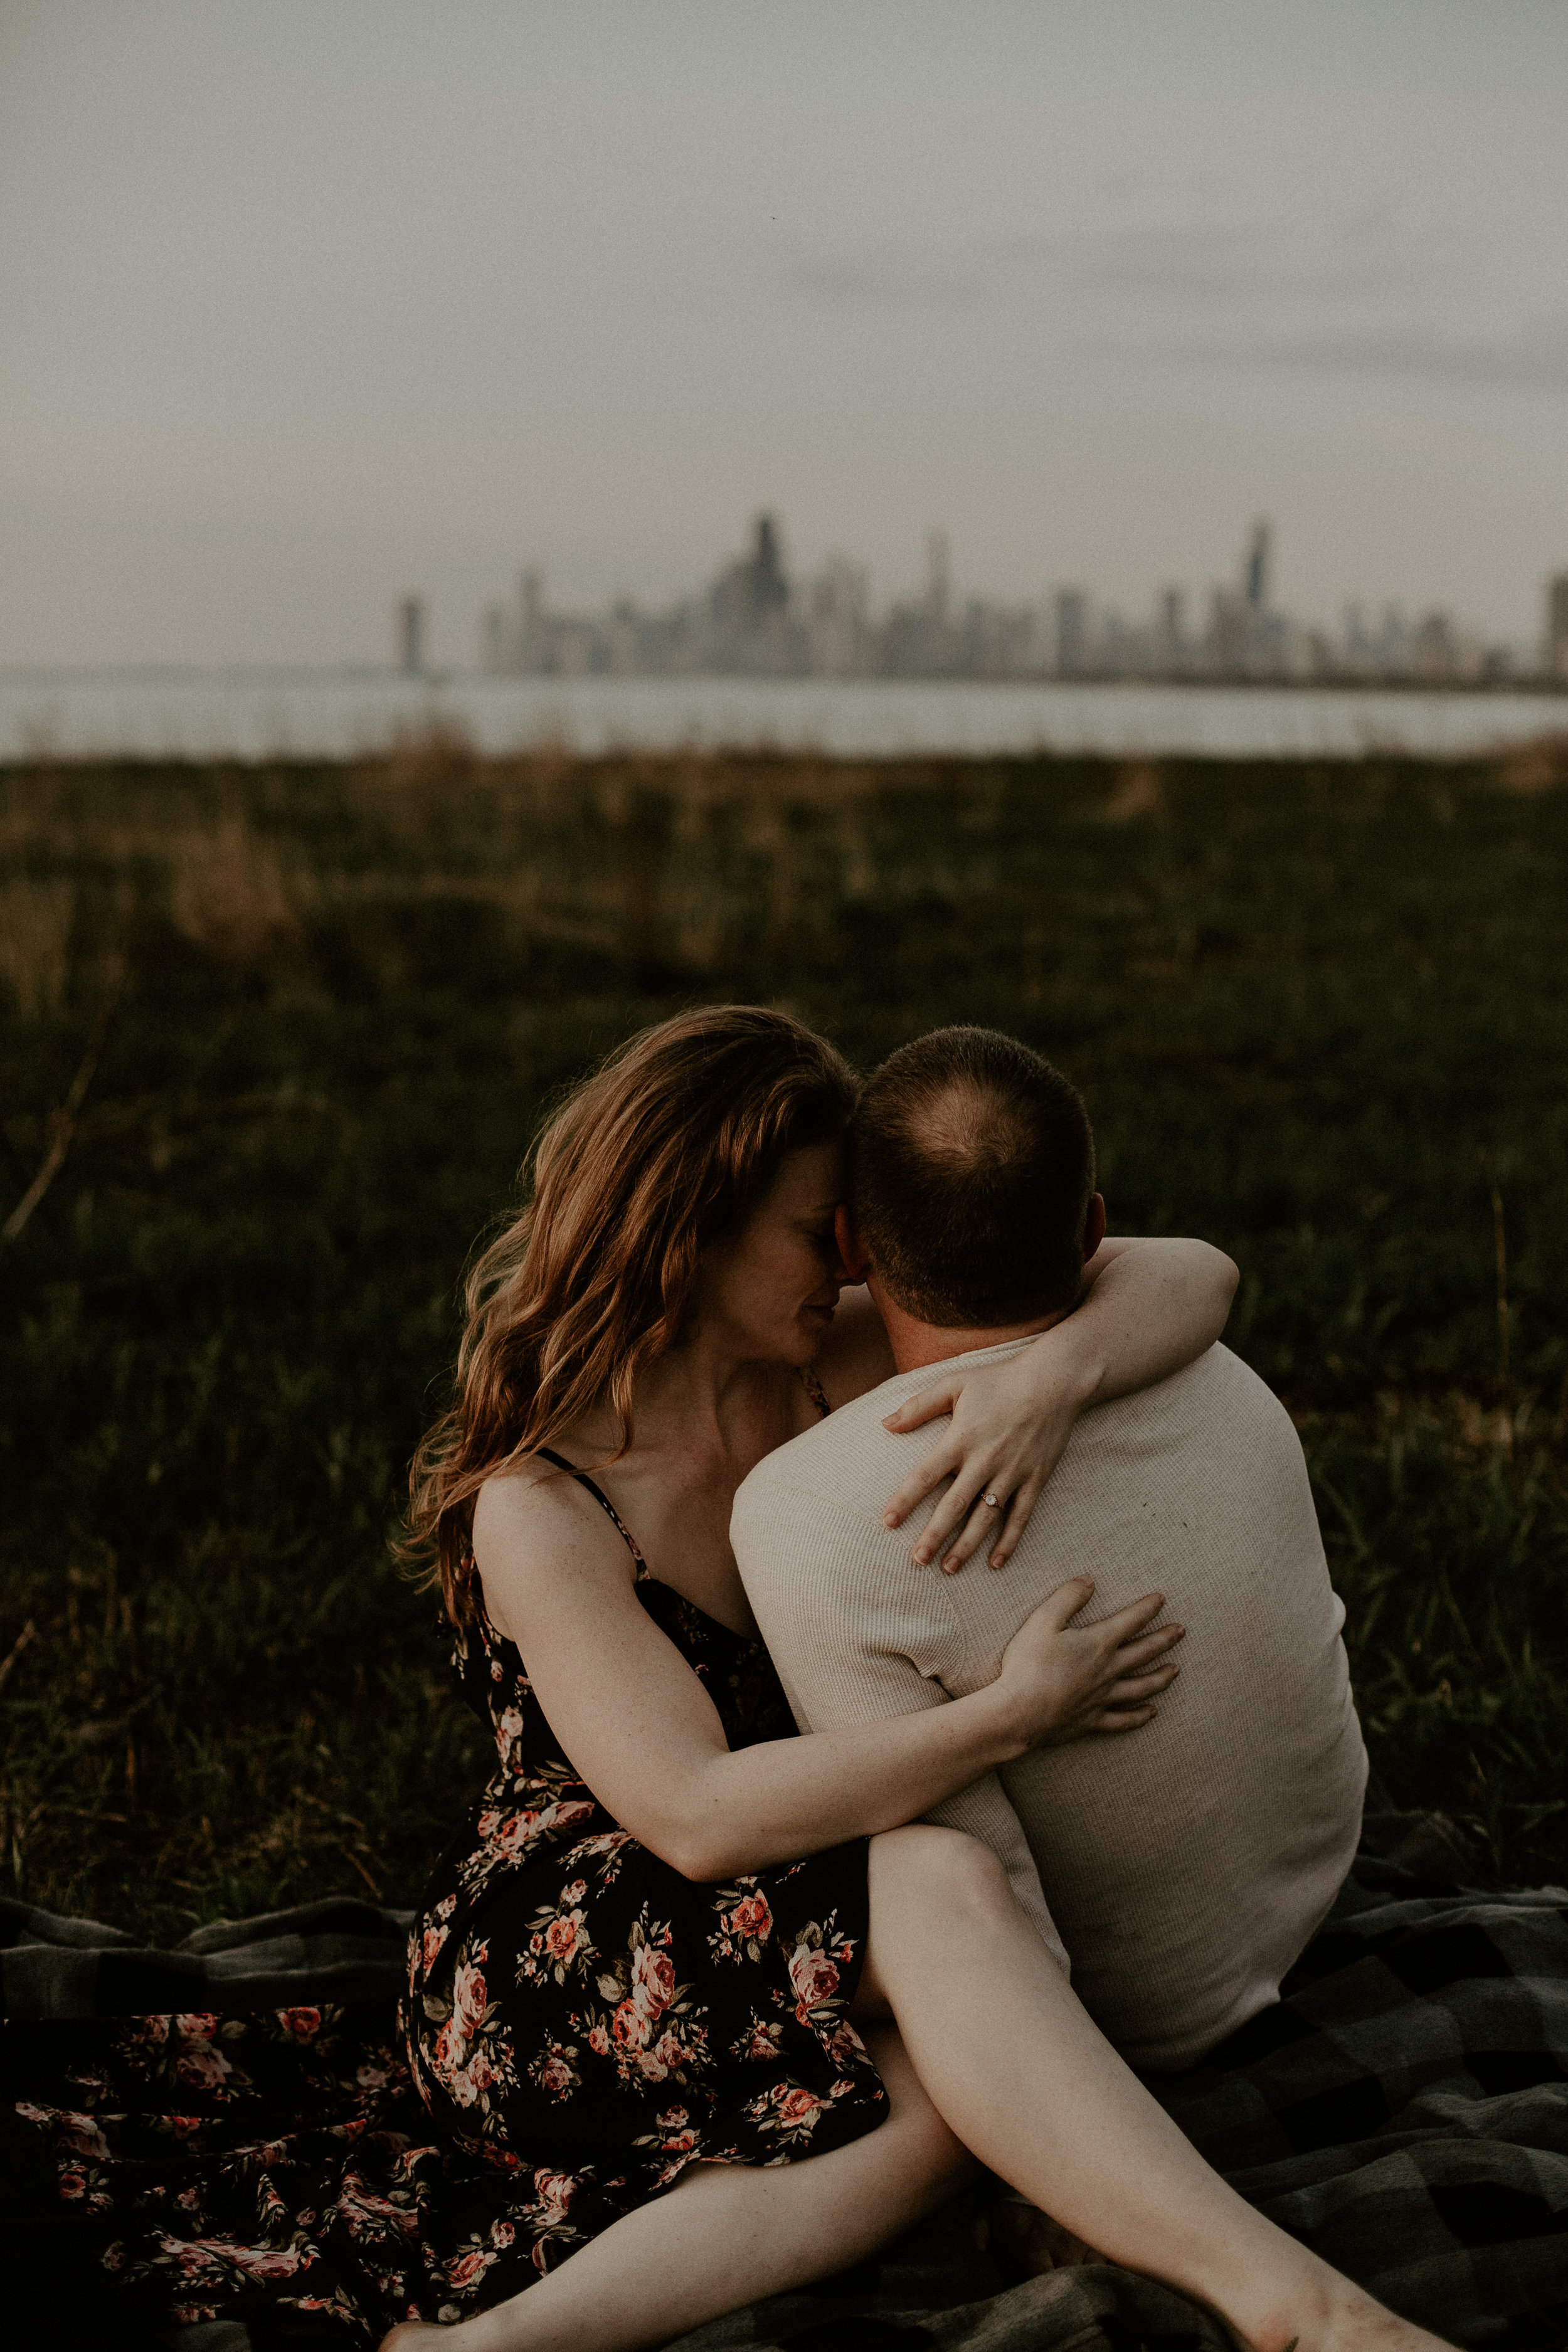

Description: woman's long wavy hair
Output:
[407,1004,859,1621]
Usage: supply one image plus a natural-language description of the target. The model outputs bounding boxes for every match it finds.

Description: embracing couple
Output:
[381,1004,1428,2352]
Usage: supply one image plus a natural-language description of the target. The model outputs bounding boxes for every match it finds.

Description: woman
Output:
[380,1005,1448,2352]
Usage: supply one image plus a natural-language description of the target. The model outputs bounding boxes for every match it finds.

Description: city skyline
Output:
[460,514,1566,687]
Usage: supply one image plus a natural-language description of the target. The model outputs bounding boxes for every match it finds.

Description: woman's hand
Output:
[992,1579,1182,1749]
[880,1236,1239,1573]
[881,1341,1089,1574]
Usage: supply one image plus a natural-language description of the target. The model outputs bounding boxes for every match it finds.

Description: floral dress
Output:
[2,1428,888,2339]
[401,1445,887,2268]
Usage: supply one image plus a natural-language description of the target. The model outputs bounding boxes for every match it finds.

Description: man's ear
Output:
[1082,1192,1107,1263]
[834,1202,872,1283]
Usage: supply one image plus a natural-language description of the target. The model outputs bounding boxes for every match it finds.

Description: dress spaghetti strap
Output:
[535,1445,649,1576]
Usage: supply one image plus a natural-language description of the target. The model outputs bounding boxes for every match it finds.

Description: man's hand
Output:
[992,1579,1182,1749]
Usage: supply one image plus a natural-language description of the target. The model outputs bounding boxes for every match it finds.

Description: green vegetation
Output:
[3,739,1566,1941]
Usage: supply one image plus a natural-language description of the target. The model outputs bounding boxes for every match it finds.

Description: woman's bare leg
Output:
[384,1828,1457,2352]
[378,2023,973,2352]
[857,1826,1454,2352]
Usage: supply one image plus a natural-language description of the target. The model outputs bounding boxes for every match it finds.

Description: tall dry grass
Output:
[0,878,76,1017]
[0,748,933,1009]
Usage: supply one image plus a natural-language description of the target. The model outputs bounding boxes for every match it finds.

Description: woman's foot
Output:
[1244,2272,1458,2352]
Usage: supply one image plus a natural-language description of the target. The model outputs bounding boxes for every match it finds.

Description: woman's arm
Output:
[474,1474,1179,1883]
[883,1236,1239,1573]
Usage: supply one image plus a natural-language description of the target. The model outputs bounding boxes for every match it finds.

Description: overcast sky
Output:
[3,0,1565,666]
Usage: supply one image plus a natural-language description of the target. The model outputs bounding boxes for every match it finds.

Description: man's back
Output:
[733,1340,1367,2071]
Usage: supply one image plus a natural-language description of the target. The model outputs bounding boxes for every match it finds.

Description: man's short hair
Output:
[849,1027,1095,1328]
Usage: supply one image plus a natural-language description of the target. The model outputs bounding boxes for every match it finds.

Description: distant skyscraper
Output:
[1206,587,1248,672]
[750,516,788,618]
[711,516,790,633]
[924,532,950,625]
[1244,522,1271,615]
[1054,590,1088,675]
[1412,610,1460,682]
[1548,575,1568,679]
[1157,586,1185,670]
[808,558,871,676]
[396,596,424,675]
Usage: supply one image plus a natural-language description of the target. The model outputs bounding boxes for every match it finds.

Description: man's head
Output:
[842,1027,1102,1335]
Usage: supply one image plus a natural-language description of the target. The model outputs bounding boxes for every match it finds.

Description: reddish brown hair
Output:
[407,1004,859,1619]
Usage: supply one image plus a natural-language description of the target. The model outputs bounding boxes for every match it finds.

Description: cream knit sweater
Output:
[731,1340,1367,2071]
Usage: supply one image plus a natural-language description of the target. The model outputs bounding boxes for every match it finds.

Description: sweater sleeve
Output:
[733,1480,1069,1973]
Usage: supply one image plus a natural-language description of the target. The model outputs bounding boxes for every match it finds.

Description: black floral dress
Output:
[3,1437,887,2339]
[401,1447,886,2272]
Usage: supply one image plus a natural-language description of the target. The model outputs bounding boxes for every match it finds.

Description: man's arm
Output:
[734,1480,1071,1971]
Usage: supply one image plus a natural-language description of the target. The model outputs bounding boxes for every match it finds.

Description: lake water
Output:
[2,669,1564,761]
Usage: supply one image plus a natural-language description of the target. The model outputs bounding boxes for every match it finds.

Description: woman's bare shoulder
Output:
[473,1454,622,1553]
[812,1284,896,1406]
[472,1457,636,1634]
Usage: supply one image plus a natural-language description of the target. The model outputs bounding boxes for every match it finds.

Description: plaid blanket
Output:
[3,1814,1565,2350]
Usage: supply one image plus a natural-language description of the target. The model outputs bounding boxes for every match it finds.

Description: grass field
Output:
[3,738,1566,1942]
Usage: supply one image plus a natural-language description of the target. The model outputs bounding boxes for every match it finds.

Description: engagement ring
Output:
[983,1491,1000,1508]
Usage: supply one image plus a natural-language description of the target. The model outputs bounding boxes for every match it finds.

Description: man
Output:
[731,1027,1367,2072]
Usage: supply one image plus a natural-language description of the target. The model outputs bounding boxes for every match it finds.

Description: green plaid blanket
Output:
[3,1816,1565,2349]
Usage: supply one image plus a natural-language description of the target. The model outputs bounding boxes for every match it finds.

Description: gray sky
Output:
[3,0,1565,666]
